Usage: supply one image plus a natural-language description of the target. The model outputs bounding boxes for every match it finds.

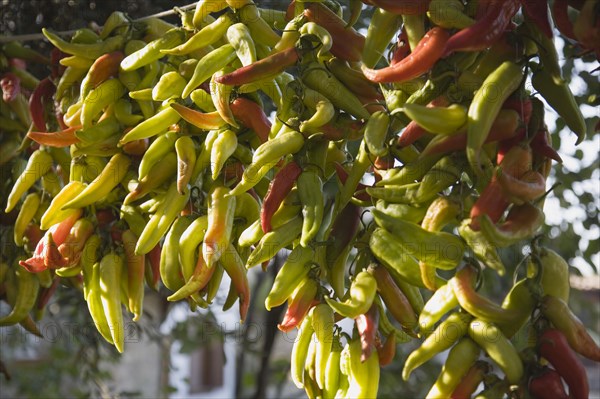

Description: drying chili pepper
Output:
[541,295,600,361]
[520,0,553,38]
[362,27,449,83]
[80,51,124,99]
[220,244,250,323]
[278,275,318,332]
[362,8,403,68]
[372,265,418,331]
[528,367,569,399]
[261,161,302,233]
[390,28,410,65]
[298,2,365,62]
[538,328,589,399]
[230,97,271,143]
[29,77,56,132]
[376,332,396,366]
[531,127,563,163]
[443,0,520,56]
[552,0,577,40]
[497,168,547,204]
[215,46,300,86]
[325,270,377,319]
[355,304,379,362]
[27,125,81,147]
[450,361,489,399]
[425,338,480,398]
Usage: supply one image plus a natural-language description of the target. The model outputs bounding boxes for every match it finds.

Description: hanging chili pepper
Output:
[552,0,577,40]
[538,329,589,399]
[230,97,271,143]
[261,161,302,233]
[443,0,520,56]
[528,367,569,399]
[520,0,553,38]
[29,77,56,132]
[362,27,449,83]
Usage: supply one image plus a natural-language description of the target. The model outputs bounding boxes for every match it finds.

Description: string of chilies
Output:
[0,0,598,398]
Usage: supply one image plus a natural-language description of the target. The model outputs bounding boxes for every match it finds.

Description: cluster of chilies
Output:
[0,0,598,397]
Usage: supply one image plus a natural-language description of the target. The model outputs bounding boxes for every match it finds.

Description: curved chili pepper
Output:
[355,304,379,362]
[552,0,577,40]
[362,27,449,83]
[531,128,563,163]
[371,266,417,330]
[390,28,410,66]
[528,367,569,399]
[298,2,365,62]
[541,295,600,361]
[376,332,396,366]
[215,46,300,86]
[444,0,520,56]
[278,276,318,332]
[497,169,547,204]
[261,161,302,233]
[520,0,553,38]
[230,97,271,143]
[27,125,81,147]
[538,329,589,399]
[170,103,225,130]
[451,361,489,399]
[29,77,56,132]
[80,51,124,99]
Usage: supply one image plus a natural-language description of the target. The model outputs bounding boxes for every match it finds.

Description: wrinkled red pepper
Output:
[444,0,520,56]
[29,77,56,132]
[1,72,21,102]
[261,161,302,233]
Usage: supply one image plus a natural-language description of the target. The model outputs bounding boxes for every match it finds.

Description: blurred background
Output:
[0,1,598,398]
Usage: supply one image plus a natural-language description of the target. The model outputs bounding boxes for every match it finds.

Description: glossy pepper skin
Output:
[528,367,569,399]
[538,329,589,399]
[443,0,520,56]
[362,27,449,83]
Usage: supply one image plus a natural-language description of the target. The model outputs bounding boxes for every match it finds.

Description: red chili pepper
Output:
[361,0,430,15]
[374,154,395,170]
[451,361,490,399]
[334,162,371,202]
[376,332,396,366]
[82,51,124,95]
[261,161,302,233]
[277,280,318,333]
[444,0,520,56]
[520,0,553,38]
[1,72,21,102]
[390,28,410,66]
[528,367,569,399]
[497,169,547,204]
[50,48,67,79]
[230,97,271,143]
[530,128,563,163]
[27,125,81,147]
[355,304,379,362]
[298,2,365,62]
[325,202,361,265]
[470,144,532,230]
[552,0,577,40]
[538,329,589,399]
[145,243,162,290]
[318,116,365,141]
[215,47,300,86]
[362,27,449,83]
[29,77,56,132]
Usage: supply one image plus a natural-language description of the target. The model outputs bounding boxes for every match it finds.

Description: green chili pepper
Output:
[419,282,459,336]
[42,28,125,59]
[291,313,315,388]
[151,71,187,101]
[135,182,190,255]
[138,131,178,179]
[98,251,125,352]
[301,61,371,120]
[164,13,235,56]
[325,270,377,319]
[119,106,181,145]
[159,216,192,292]
[427,0,475,29]
[364,110,390,157]
[5,149,53,213]
[403,311,472,381]
[468,319,523,384]
[265,245,314,311]
[246,215,303,268]
[467,61,523,176]
[311,303,335,389]
[425,338,480,398]
[362,8,403,68]
[459,219,506,275]
[120,28,185,71]
[297,169,324,247]
[226,22,257,66]
[0,267,39,326]
[182,44,237,99]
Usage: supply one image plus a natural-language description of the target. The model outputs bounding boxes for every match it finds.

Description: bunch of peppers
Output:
[0,0,598,397]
